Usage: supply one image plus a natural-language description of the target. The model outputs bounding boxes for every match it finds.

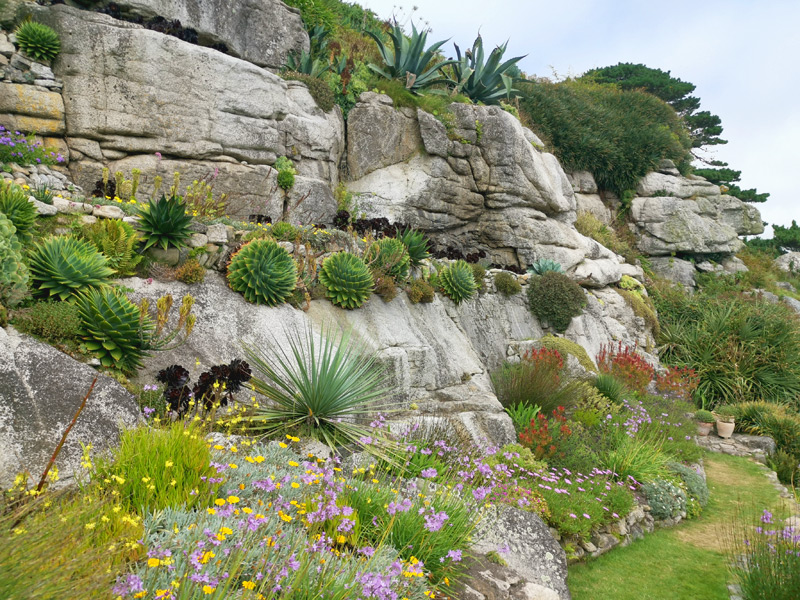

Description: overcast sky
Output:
[362,0,800,236]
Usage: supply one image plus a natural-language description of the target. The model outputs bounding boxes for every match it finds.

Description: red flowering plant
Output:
[519,406,572,460]
[655,365,699,402]
[596,342,654,395]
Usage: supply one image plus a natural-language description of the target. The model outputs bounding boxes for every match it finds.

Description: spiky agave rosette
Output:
[439,259,477,305]
[318,251,374,309]
[227,239,297,306]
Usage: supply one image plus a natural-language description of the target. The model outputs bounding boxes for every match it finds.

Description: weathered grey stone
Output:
[695,260,722,273]
[28,197,57,216]
[472,505,569,599]
[775,252,800,274]
[648,257,696,288]
[93,204,126,219]
[205,223,230,244]
[722,256,748,274]
[146,246,181,266]
[636,171,720,199]
[34,4,343,218]
[53,196,93,214]
[566,170,598,194]
[575,195,612,225]
[113,0,309,69]
[657,158,681,176]
[189,233,208,248]
[630,194,761,256]
[572,257,622,288]
[0,81,65,134]
[456,554,562,600]
[346,92,423,180]
[0,326,142,488]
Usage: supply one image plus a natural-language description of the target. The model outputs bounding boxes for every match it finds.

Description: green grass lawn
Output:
[567,453,791,600]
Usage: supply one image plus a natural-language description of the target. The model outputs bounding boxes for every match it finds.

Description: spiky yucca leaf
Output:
[14,21,61,62]
[364,237,410,281]
[0,181,37,242]
[136,195,193,250]
[29,235,114,301]
[319,252,374,309]
[76,287,153,373]
[227,239,297,306]
[82,219,143,276]
[439,259,477,305]
[396,227,430,267]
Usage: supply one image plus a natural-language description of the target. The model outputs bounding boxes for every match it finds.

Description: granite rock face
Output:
[346,93,623,279]
[111,0,309,69]
[0,326,142,488]
[34,4,344,220]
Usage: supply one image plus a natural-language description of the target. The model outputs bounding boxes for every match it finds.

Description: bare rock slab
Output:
[0,326,142,489]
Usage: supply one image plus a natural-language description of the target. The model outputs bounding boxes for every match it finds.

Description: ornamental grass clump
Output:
[227,239,297,306]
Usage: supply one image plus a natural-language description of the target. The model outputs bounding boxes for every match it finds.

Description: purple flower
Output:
[420,467,437,479]
[423,510,449,532]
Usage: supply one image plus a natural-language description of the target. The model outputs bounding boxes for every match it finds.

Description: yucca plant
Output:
[28,235,114,301]
[366,21,454,92]
[364,237,410,281]
[445,35,525,105]
[438,259,477,305]
[136,194,193,250]
[243,324,392,451]
[75,287,153,373]
[227,239,297,306]
[14,20,61,62]
[0,213,29,307]
[319,251,374,309]
[528,258,565,275]
[396,227,430,267]
[81,219,143,276]
[0,181,37,242]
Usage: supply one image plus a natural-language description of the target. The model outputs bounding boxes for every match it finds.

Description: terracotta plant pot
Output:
[696,422,713,437]
[716,420,735,439]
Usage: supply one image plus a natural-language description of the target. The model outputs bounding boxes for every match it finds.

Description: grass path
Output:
[567,453,791,600]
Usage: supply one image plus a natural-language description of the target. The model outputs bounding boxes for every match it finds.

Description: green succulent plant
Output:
[284,49,331,78]
[494,271,521,296]
[81,219,143,276]
[0,213,29,307]
[227,239,297,306]
[446,35,525,105]
[439,259,478,305]
[14,21,61,62]
[0,181,37,242]
[270,221,298,241]
[366,21,454,92]
[527,271,586,332]
[29,235,114,301]
[136,195,193,251]
[274,157,297,192]
[528,258,565,275]
[365,237,410,281]
[396,227,430,267]
[75,287,153,373]
[319,251,374,309]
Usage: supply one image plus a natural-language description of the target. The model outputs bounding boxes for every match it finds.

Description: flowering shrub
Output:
[597,342,655,394]
[519,406,572,460]
[0,126,64,165]
[655,365,699,401]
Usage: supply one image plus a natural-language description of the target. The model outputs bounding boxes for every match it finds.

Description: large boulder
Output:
[346,94,622,278]
[775,252,800,274]
[111,0,309,69]
[33,4,344,220]
[0,326,142,489]
[0,82,65,135]
[471,506,570,599]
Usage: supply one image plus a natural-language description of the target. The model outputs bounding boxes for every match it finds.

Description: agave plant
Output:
[364,237,410,281]
[81,219,143,276]
[14,21,60,62]
[28,235,114,300]
[528,258,565,275]
[0,214,29,307]
[319,251,374,309]
[243,324,392,451]
[396,227,430,267]
[227,239,297,306]
[284,49,331,78]
[75,287,153,373]
[439,259,478,305]
[445,35,525,105]
[366,21,454,92]
[137,194,193,250]
[0,181,37,242]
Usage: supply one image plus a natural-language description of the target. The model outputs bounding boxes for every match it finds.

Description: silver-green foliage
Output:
[243,325,391,450]
[642,479,687,520]
[528,258,565,275]
[439,259,477,305]
[366,21,454,92]
[0,213,29,307]
[227,239,297,306]
[29,235,114,301]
